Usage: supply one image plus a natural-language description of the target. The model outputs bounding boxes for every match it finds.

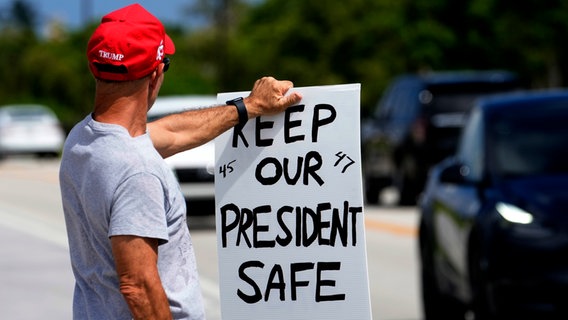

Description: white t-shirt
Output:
[59,114,205,319]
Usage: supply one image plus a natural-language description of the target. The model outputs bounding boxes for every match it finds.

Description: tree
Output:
[474,0,568,87]
[227,0,568,112]
[3,0,568,129]
[7,0,37,32]
[231,0,410,110]
[0,1,39,108]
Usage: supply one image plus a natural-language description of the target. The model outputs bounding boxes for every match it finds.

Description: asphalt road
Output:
[0,157,421,320]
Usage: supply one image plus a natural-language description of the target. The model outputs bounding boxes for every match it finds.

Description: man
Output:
[59,4,301,320]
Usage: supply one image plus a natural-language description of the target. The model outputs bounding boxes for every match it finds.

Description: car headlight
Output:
[495,202,558,240]
[496,202,534,224]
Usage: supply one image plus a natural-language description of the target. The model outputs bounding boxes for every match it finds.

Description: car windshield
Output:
[6,107,53,122]
[425,82,520,114]
[490,101,568,177]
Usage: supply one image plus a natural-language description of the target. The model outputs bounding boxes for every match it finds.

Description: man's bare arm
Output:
[111,236,172,320]
[147,77,302,158]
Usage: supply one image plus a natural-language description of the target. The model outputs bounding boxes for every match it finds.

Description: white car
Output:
[147,95,218,210]
[0,104,66,158]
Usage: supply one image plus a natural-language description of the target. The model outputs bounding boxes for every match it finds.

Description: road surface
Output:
[0,158,421,320]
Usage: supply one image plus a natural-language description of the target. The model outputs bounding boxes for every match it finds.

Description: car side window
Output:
[456,108,484,182]
[375,85,397,121]
[389,86,406,120]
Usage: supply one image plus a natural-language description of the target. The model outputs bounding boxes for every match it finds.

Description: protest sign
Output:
[215,84,372,320]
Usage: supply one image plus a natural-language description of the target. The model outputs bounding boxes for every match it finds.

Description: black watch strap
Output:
[226,97,248,128]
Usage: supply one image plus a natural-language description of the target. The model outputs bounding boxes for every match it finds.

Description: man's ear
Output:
[149,69,160,90]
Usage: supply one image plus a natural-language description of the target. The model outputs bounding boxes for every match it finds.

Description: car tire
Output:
[396,154,419,206]
[365,176,391,205]
[37,151,59,158]
[469,242,494,320]
[364,177,380,204]
[421,261,445,320]
[420,223,467,320]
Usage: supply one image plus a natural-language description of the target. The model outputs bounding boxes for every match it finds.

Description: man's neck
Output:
[93,81,150,137]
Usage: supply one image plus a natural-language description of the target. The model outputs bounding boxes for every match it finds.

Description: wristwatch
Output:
[226,97,248,128]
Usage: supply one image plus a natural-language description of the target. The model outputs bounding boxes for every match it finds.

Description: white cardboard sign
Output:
[214,84,372,320]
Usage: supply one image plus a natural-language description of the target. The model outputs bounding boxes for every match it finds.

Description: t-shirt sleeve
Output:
[108,172,169,243]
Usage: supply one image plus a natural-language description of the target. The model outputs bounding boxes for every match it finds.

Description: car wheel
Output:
[420,223,466,320]
[365,176,391,205]
[421,260,445,320]
[364,177,380,204]
[396,155,419,206]
[37,152,58,158]
[469,242,494,320]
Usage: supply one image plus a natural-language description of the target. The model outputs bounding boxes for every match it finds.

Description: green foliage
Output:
[233,0,409,110]
[2,0,568,127]
[158,25,219,95]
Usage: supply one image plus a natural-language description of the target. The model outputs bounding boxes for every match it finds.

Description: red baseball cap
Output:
[87,4,175,81]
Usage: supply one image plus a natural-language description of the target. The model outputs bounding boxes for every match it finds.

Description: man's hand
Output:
[243,76,303,118]
[148,76,302,158]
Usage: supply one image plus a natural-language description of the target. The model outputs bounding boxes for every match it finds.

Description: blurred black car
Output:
[418,90,568,319]
[361,70,522,205]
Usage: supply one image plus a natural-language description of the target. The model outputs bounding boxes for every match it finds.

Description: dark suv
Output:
[361,70,522,205]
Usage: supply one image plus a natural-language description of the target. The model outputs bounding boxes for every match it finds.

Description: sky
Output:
[0,0,198,31]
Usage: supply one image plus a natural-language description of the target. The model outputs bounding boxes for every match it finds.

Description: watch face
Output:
[228,97,243,104]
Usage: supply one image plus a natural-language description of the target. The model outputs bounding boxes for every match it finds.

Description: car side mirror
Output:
[439,163,470,184]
